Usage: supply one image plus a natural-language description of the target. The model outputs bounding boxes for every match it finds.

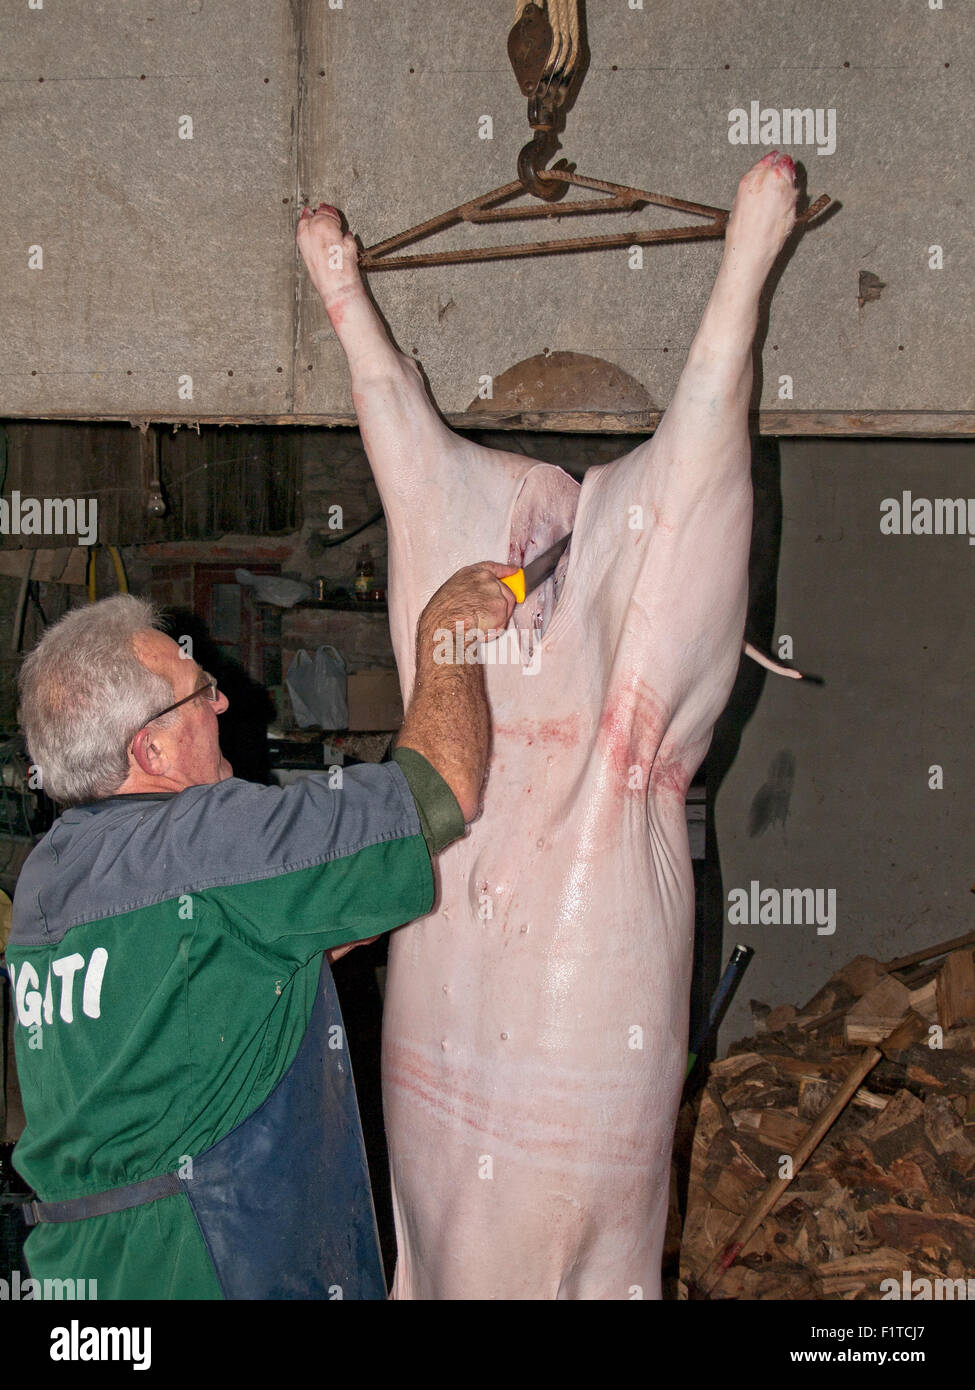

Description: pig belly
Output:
[383,749,696,1300]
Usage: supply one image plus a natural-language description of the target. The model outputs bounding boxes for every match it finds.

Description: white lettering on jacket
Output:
[8,948,108,1029]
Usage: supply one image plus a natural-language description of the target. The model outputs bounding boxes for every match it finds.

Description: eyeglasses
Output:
[143,672,220,728]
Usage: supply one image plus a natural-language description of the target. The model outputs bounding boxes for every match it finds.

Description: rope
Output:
[556,0,581,51]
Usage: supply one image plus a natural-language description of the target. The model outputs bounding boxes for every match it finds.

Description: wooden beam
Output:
[3,411,975,437]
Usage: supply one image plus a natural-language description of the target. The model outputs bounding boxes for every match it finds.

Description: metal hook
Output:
[517,127,563,200]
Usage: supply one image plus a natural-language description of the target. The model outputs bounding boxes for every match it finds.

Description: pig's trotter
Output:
[297,204,406,378]
[723,151,799,286]
[296,204,361,314]
[688,150,800,363]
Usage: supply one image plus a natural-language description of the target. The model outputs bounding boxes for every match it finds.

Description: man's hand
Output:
[417,561,518,649]
[327,935,378,965]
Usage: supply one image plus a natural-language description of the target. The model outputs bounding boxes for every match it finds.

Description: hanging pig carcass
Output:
[297,152,804,1299]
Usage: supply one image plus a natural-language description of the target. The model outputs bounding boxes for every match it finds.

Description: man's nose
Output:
[214,689,230,715]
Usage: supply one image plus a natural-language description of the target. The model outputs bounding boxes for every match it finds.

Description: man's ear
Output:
[130,727,167,777]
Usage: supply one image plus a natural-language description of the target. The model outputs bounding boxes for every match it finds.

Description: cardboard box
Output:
[346,669,404,732]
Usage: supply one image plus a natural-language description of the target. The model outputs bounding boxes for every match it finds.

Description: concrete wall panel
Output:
[298,0,972,423]
[1,0,298,417]
[0,1,972,426]
[715,439,975,1044]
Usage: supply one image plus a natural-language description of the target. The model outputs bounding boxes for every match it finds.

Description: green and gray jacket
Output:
[6,748,463,1300]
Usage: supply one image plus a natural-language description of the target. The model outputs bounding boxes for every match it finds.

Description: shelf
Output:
[292,598,388,613]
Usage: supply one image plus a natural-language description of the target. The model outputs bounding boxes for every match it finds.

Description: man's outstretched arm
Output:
[396,561,516,823]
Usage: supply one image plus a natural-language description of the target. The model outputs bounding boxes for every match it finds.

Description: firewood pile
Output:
[676,933,975,1300]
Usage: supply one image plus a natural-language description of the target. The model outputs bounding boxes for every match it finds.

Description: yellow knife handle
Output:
[501,569,525,605]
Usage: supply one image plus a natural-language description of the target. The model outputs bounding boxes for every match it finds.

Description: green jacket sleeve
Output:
[391,747,466,855]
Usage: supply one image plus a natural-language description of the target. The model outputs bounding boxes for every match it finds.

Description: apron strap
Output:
[23,1171,183,1227]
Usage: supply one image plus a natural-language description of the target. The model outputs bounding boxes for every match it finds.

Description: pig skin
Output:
[297,153,801,1299]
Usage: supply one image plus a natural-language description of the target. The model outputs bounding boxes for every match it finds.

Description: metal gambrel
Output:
[358,170,831,272]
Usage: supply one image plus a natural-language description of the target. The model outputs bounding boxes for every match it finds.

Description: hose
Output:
[86,545,129,603]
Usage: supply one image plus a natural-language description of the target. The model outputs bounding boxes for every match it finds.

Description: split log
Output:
[734,1108,808,1151]
[922,1094,970,1156]
[834,955,889,997]
[936,949,975,1030]
[869,1206,975,1266]
[844,977,912,1045]
[904,1045,975,1094]
[816,1247,936,1299]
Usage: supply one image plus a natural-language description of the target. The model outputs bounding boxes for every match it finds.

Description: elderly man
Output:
[6,567,514,1300]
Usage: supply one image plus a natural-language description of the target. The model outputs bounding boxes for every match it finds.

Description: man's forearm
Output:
[396,640,490,824]
[394,560,515,825]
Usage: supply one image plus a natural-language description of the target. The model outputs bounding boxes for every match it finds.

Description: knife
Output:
[500,532,571,605]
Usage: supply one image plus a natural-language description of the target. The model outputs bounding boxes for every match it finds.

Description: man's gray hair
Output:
[18,594,179,807]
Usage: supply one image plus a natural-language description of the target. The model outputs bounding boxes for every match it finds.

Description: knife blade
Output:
[500,532,571,605]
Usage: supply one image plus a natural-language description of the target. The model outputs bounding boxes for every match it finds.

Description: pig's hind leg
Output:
[297,205,457,485]
[297,206,571,675]
[650,150,799,485]
[579,152,802,743]
[297,205,504,668]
